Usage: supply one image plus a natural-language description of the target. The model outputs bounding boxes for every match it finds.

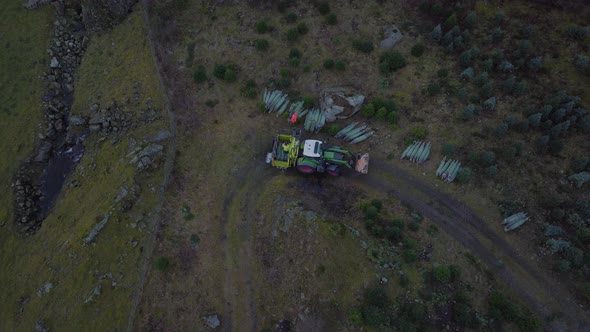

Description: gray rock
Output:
[83,284,102,304]
[91,104,99,112]
[89,124,101,132]
[83,212,111,244]
[115,187,128,202]
[34,141,53,162]
[69,116,86,126]
[380,25,403,49]
[50,57,59,68]
[319,87,365,122]
[88,113,102,125]
[150,129,173,142]
[23,0,51,10]
[36,282,54,297]
[54,119,64,131]
[203,315,220,329]
[35,319,49,332]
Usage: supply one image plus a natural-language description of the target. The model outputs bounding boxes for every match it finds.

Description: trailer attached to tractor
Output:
[266,129,369,175]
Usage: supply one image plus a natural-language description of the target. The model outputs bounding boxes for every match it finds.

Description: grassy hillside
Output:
[0,3,170,330]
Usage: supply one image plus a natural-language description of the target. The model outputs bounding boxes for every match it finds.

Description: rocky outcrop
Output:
[80,0,137,31]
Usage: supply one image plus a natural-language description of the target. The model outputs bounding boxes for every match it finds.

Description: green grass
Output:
[0,1,53,228]
[0,4,168,331]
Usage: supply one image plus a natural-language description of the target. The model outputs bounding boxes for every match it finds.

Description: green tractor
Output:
[266,129,369,176]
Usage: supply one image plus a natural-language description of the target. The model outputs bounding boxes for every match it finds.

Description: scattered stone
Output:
[35,319,49,332]
[36,281,54,297]
[150,129,173,142]
[23,0,51,10]
[83,212,112,244]
[319,87,365,122]
[49,57,59,68]
[34,141,53,162]
[83,284,102,304]
[380,25,403,49]
[203,314,220,329]
[380,277,388,284]
[115,187,128,202]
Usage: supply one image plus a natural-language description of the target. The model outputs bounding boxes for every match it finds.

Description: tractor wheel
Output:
[297,159,317,174]
[326,165,340,176]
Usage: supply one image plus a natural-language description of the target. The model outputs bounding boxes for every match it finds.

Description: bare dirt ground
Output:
[133,2,589,331]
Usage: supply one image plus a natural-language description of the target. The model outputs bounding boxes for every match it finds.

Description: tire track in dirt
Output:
[354,159,588,331]
[221,162,274,332]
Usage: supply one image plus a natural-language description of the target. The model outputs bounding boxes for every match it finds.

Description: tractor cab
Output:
[302,139,322,158]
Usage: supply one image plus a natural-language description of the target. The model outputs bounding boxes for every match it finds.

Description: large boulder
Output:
[380,25,403,49]
[319,87,365,122]
[80,0,137,31]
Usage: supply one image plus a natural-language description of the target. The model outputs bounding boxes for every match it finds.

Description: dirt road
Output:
[355,159,589,331]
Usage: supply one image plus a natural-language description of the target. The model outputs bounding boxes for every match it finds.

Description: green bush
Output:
[323,58,335,69]
[410,127,427,140]
[154,257,170,271]
[502,76,516,93]
[442,143,456,156]
[483,96,497,112]
[399,274,410,287]
[297,22,308,34]
[432,265,451,283]
[240,79,257,98]
[371,199,383,211]
[205,99,219,108]
[479,151,496,166]
[464,11,477,27]
[193,65,207,83]
[254,38,270,51]
[224,68,236,82]
[437,68,449,79]
[361,103,376,117]
[288,57,300,67]
[285,12,297,23]
[365,206,379,220]
[286,28,300,41]
[427,82,441,96]
[327,125,341,136]
[213,64,227,79]
[411,43,425,57]
[408,221,419,231]
[318,2,330,15]
[325,13,337,25]
[375,107,388,120]
[574,54,589,74]
[379,51,406,74]
[302,96,314,108]
[352,39,374,53]
[386,225,403,241]
[485,165,498,177]
[495,122,508,137]
[335,60,346,71]
[566,24,588,40]
[445,13,458,28]
[488,290,521,321]
[387,111,398,124]
[455,167,472,184]
[403,248,418,263]
[255,20,268,34]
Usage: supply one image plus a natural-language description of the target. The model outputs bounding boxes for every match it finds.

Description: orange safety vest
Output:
[290,112,298,124]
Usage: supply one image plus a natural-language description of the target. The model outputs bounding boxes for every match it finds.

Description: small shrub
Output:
[365,206,379,220]
[495,122,508,137]
[289,48,301,59]
[371,199,383,211]
[445,13,458,28]
[302,96,314,108]
[574,54,589,74]
[427,82,441,96]
[352,39,374,53]
[154,257,170,271]
[457,87,468,101]
[387,111,398,124]
[485,165,498,177]
[464,11,477,27]
[288,57,300,67]
[430,24,442,42]
[254,38,269,51]
[379,51,406,74]
[371,225,384,237]
[375,107,388,121]
[213,64,227,79]
[410,127,427,140]
[224,68,236,82]
[335,60,346,71]
[408,221,419,231]
[205,99,218,108]
[285,12,297,23]
[286,28,299,41]
[432,265,451,283]
[317,2,330,15]
[325,13,337,25]
[566,24,587,40]
[437,68,449,79]
[296,22,308,34]
[399,274,410,287]
[323,58,335,69]
[403,248,418,263]
[193,65,207,83]
[411,43,425,57]
[474,72,489,87]
[483,96,497,112]
[571,157,589,172]
[455,167,472,183]
[255,20,268,34]
[479,151,496,167]
[361,103,376,117]
[462,105,474,121]
[498,60,514,73]
[240,79,257,98]
[502,76,516,93]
